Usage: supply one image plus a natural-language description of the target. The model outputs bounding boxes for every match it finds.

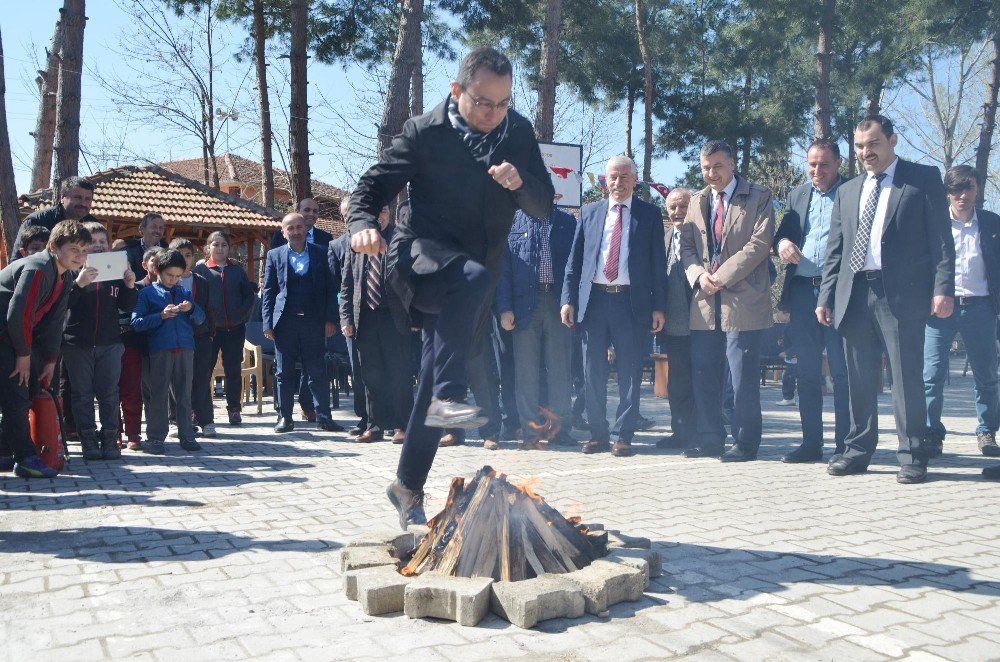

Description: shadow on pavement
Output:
[0,525,341,563]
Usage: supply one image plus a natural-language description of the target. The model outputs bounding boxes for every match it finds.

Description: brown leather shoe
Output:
[391,430,406,444]
[438,433,464,447]
[581,440,611,454]
[611,440,633,457]
[520,438,543,451]
[357,429,384,443]
[483,438,500,451]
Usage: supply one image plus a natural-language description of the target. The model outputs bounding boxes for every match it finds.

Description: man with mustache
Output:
[13,176,97,257]
[817,114,954,484]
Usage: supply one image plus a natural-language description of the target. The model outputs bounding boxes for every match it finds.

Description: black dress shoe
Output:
[781,446,824,463]
[982,464,1000,480]
[683,445,723,458]
[925,439,944,459]
[720,446,756,462]
[656,434,690,450]
[348,426,364,436]
[897,464,927,484]
[274,418,294,433]
[318,418,344,432]
[828,453,844,466]
[827,455,869,476]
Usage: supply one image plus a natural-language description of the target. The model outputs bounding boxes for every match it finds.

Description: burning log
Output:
[402,466,606,582]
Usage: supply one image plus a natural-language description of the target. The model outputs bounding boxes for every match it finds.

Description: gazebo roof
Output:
[19,165,280,231]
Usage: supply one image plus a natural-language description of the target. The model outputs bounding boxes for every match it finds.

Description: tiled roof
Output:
[19,165,280,230]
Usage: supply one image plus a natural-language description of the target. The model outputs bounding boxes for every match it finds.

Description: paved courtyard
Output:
[2,358,999,661]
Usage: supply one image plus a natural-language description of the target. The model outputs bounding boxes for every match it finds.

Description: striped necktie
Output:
[365,253,384,309]
[849,172,888,273]
[604,204,624,282]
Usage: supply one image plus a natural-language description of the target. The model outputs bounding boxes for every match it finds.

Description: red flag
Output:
[549,166,574,179]
[597,175,608,190]
[648,182,671,198]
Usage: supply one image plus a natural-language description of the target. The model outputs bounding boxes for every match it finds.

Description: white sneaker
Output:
[776,398,797,406]
[201,423,217,437]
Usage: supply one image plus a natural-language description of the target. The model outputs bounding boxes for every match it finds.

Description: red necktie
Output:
[604,203,624,282]
[714,191,726,245]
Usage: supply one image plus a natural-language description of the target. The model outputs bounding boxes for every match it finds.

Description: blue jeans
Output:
[923,298,999,436]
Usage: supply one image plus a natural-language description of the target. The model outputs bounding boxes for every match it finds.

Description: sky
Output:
[2,1,687,199]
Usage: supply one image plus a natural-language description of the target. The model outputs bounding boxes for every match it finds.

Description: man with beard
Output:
[14,176,97,256]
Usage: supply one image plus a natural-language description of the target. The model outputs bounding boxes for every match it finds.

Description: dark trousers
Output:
[691,327,763,451]
[467,333,501,439]
[838,273,926,466]
[347,336,368,424]
[513,291,572,431]
[781,363,797,399]
[397,258,490,491]
[494,325,519,432]
[144,349,195,442]
[0,344,38,462]
[62,342,124,434]
[580,290,642,443]
[356,306,414,431]
[192,335,215,425]
[275,315,331,421]
[119,346,143,439]
[212,324,246,412]
[924,298,1000,436]
[663,334,696,443]
[571,331,586,420]
[787,277,849,451]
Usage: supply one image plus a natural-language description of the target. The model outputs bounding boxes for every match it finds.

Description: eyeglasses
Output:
[465,91,513,112]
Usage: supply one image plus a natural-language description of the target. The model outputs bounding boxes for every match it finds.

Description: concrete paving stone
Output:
[490,575,585,629]
[714,631,806,659]
[339,545,400,573]
[357,566,414,615]
[564,559,646,615]
[608,547,662,579]
[926,636,1000,660]
[403,573,494,626]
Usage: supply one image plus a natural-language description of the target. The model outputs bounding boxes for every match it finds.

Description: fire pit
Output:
[341,466,661,628]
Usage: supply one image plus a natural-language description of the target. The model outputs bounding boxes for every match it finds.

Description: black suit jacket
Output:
[261,243,336,332]
[271,226,333,250]
[774,178,844,310]
[347,97,554,320]
[340,226,410,334]
[819,159,954,327]
[327,232,350,302]
[971,209,1000,315]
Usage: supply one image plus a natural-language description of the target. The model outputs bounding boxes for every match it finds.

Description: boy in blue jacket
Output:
[131,249,206,455]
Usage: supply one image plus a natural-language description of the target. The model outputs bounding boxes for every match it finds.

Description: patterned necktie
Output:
[365,253,384,310]
[539,221,553,284]
[604,203,624,282]
[713,191,726,245]
[849,172,888,273]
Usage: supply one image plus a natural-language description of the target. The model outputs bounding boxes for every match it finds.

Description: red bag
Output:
[29,388,68,473]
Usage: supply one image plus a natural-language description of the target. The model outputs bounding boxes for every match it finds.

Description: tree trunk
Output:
[206,8,220,190]
[52,0,86,197]
[1,31,22,258]
[813,0,834,139]
[741,69,752,172]
[377,0,423,159]
[289,0,311,202]
[30,18,62,193]
[253,0,274,209]
[410,21,423,117]
[634,0,653,181]
[865,81,883,117]
[624,80,634,159]
[534,0,561,142]
[975,34,999,207]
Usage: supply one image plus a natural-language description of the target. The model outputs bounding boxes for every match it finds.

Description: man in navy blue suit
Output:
[561,156,667,457]
[262,213,342,434]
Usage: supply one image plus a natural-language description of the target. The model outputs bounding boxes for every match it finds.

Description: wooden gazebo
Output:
[17,165,281,278]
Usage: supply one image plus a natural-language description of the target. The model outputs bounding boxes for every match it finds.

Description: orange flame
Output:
[513,475,545,504]
[526,407,562,441]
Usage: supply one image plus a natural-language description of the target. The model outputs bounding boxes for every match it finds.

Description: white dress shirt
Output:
[952,209,989,297]
[861,157,899,271]
[594,196,632,285]
[709,176,738,230]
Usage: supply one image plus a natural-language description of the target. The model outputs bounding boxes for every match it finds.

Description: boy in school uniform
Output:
[130,249,206,455]
[0,220,91,478]
[62,221,138,460]
[16,226,51,259]
[118,247,162,450]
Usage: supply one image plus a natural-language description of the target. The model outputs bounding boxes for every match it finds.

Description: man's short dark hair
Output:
[855,114,895,138]
[49,220,92,248]
[700,140,734,160]
[151,249,187,273]
[139,212,164,229]
[169,237,195,252]
[82,221,109,240]
[944,165,980,195]
[60,176,95,196]
[20,225,51,247]
[142,247,165,266]
[808,138,841,159]
[456,48,513,89]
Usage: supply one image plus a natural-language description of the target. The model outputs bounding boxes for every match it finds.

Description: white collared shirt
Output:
[861,157,899,271]
[952,208,989,297]
[709,176,738,227]
[594,196,632,285]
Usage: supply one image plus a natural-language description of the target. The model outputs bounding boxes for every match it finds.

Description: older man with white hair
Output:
[562,156,666,457]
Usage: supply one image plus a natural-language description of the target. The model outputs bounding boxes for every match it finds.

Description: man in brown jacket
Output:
[680,141,775,461]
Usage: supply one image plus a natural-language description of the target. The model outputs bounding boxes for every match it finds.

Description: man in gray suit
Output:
[774,138,849,463]
[817,115,955,484]
[656,187,697,450]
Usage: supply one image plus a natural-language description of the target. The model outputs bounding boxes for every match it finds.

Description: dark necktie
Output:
[849,173,888,273]
[604,204,624,282]
[365,253,384,309]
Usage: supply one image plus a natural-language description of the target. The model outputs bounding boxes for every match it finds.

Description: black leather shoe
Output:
[781,446,824,463]
[386,479,427,530]
[720,446,756,462]
[348,426,364,436]
[274,418,294,433]
[828,453,844,466]
[656,434,690,450]
[982,465,1000,480]
[318,418,344,432]
[925,439,944,459]
[683,445,723,458]
[897,464,927,484]
[827,455,869,476]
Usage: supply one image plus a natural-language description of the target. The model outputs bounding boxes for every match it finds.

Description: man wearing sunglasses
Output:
[348,47,554,529]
